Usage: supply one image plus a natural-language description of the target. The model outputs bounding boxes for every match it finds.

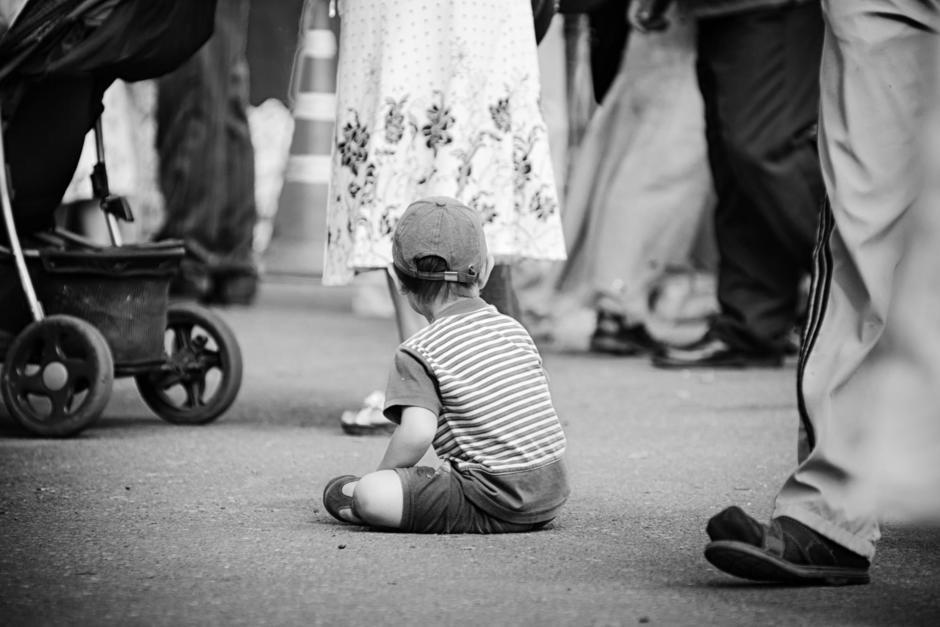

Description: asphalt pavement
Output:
[2,279,939,626]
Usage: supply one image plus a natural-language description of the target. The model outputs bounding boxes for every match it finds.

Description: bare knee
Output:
[352,470,404,528]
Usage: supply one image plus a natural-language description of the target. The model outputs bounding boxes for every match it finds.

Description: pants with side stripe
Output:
[772,0,940,560]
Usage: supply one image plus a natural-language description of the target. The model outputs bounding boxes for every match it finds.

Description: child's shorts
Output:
[394,464,549,534]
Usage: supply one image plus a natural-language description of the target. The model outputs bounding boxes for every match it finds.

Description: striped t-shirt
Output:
[384,297,569,523]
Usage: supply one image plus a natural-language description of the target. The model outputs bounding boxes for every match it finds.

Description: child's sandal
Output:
[322,474,360,523]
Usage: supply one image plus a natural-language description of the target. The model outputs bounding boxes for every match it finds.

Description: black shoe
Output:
[589,311,663,356]
[651,334,782,369]
[169,258,213,301]
[208,272,258,306]
[704,506,870,586]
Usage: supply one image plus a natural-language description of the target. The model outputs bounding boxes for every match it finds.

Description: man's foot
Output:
[169,258,213,301]
[322,475,363,524]
[208,271,259,306]
[704,506,870,586]
[589,311,663,356]
[652,333,782,369]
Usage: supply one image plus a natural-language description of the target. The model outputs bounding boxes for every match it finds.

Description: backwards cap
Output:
[392,196,487,284]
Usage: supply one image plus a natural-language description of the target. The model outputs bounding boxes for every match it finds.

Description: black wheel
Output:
[1,315,114,437]
[135,302,242,425]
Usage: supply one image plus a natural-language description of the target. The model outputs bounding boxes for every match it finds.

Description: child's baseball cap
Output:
[392,196,487,284]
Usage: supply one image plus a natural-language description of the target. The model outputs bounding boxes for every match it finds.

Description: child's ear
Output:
[477,254,495,288]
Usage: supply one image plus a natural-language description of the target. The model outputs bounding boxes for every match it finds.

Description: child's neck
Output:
[421,293,478,322]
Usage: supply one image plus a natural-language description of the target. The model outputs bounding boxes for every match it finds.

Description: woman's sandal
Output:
[340,391,397,436]
[322,474,361,523]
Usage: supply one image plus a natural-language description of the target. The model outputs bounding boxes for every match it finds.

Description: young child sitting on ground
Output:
[322,197,570,533]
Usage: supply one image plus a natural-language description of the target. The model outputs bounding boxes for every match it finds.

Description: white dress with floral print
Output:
[323,0,566,285]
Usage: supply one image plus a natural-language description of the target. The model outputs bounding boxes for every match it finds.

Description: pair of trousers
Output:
[156,0,257,270]
[697,2,825,353]
[773,0,940,559]
[1,77,107,239]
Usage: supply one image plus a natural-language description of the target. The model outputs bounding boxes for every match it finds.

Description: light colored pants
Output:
[773,0,940,559]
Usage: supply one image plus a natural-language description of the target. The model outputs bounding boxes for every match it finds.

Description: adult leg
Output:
[337,269,424,436]
[774,0,940,559]
[480,263,522,322]
[711,4,823,354]
[157,0,256,301]
[705,0,940,585]
[213,0,259,304]
[2,77,108,237]
[156,13,224,298]
[1,77,108,334]
[657,4,824,367]
[156,16,225,253]
[385,268,426,341]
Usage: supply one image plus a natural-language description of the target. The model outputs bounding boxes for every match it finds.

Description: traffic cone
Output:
[264,0,337,276]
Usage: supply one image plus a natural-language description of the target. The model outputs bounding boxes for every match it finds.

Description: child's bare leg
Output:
[386,267,425,341]
[352,470,405,528]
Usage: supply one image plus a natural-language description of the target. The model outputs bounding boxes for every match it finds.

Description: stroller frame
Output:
[0,98,244,438]
[0,101,43,322]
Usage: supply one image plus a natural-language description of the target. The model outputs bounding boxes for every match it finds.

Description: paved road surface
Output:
[2,281,938,626]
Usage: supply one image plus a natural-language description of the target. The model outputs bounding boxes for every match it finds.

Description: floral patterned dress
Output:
[323,0,566,285]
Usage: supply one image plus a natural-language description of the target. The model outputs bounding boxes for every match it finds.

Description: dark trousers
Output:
[2,77,107,238]
[697,2,825,353]
[0,77,108,333]
[156,0,256,271]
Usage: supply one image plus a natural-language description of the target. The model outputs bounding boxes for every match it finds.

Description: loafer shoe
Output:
[651,335,782,369]
[704,506,870,586]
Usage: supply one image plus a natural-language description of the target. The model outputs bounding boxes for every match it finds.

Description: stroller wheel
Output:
[1,316,114,437]
[135,302,242,425]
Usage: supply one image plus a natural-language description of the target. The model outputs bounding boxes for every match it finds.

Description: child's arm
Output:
[376,406,437,470]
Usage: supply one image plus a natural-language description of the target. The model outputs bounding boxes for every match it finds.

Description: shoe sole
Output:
[704,540,870,586]
[589,336,640,356]
[341,422,396,436]
[652,355,783,369]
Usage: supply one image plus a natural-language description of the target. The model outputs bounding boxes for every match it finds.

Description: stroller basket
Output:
[13,243,184,368]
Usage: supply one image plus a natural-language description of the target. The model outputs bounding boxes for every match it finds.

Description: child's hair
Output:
[394,255,477,304]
